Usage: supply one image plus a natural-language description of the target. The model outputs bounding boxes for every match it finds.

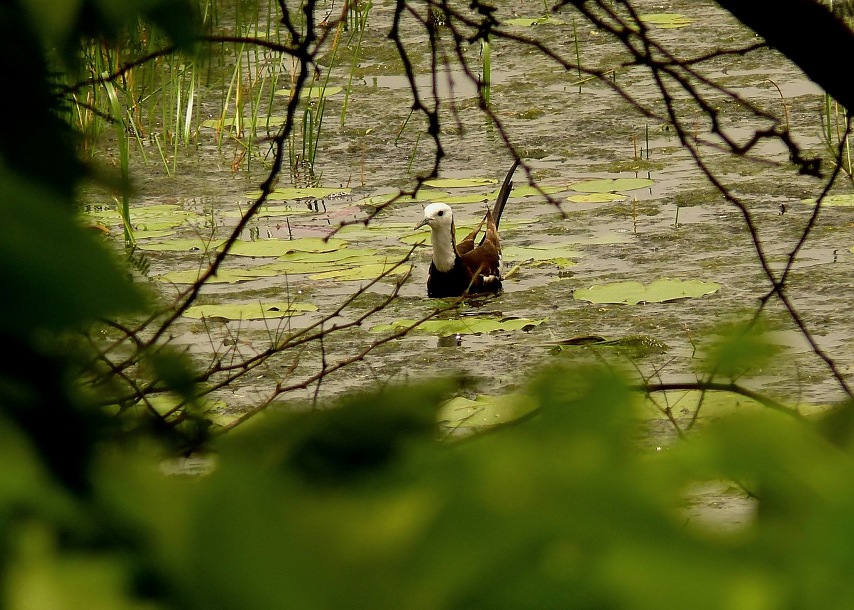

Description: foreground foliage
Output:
[3,0,854,607]
[5,366,854,608]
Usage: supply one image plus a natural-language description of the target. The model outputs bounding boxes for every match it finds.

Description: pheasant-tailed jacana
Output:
[415,160,520,297]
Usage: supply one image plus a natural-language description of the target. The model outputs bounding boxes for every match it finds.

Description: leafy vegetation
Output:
[3,0,854,608]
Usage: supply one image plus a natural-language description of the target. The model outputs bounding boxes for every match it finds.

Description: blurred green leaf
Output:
[0,168,144,334]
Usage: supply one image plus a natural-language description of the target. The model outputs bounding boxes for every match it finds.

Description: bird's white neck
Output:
[430,224,457,272]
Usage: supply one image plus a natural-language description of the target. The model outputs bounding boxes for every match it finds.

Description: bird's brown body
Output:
[416,161,519,298]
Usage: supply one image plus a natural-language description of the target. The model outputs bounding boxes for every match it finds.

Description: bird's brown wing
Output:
[455,213,487,256]
[459,210,502,290]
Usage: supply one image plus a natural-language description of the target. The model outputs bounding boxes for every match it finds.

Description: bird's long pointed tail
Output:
[491,159,520,232]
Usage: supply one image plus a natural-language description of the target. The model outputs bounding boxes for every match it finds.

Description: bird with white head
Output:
[414,160,519,297]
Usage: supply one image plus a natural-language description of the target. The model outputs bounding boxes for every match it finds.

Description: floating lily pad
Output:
[802,193,854,206]
[228,237,347,257]
[439,393,540,429]
[221,205,318,219]
[275,86,344,98]
[183,301,318,320]
[503,245,582,268]
[138,237,226,252]
[573,178,654,193]
[156,266,282,285]
[310,262,413,281]
[424,177,498,188]
[639,13,693,29]
[486,185,568,199]
[370,317,545,335]
[574,279,720,305]
[245,187,352,201]
[567,192,628,203]
[505,15,566,27]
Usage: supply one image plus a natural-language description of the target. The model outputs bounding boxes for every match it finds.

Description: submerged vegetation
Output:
[3,0,854,607]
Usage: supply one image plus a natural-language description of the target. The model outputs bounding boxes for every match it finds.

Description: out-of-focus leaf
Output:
[0,169,143,334]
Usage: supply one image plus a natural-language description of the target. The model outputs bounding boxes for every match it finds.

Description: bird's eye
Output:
[437,210,444,216]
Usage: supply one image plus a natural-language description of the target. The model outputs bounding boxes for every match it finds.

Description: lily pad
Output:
[486,185,568,199]
[503,245,582,268]
[802,193,854,206]
[573,178,654,193]
[156,267,281,284]
[567,192,628,203]
[370,317,545,335]
[228,237,347,257]
[138,237,226,252]
[639,13,693,29]
[245,187,352,201]
[183,301,318,320]
[505,15,567,27]
[424,177,498,188]
[310,262,413,281]
[439,393,540,429]
[574,278,720,305]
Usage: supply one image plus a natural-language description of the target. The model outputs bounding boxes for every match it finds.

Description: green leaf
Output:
[245,187,352,201]
[228,238,348,257]
[505,15,567,26]
[803,194,854,207]
[572,178,655,193]
[0,170,143,333]
[310,262,413,281]
[700,325,783,380]
[503,245,583,268]
[574,279,720,305]
[439,393,539,429]
[183,301,318,320]
[423,177,498,188]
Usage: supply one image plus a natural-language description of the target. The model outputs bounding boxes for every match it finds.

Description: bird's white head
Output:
[415,202,456,272]
[415,202,454,231]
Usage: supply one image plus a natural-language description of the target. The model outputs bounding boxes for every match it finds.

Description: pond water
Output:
[84,0,853,459]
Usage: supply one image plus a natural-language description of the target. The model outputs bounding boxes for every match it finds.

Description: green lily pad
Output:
[574,278,720,305]
[222,205,318,219]
[138,237,226,252]
[503,244,583,268]
[310,262,413,281]
[573,178,654,193]
[183,301,318,320]
[424,177,498,188]
[439,393,540,429]
[485,185,568,199]
[228,237,347,257]
[370,317,545,335]
[277,247,378,263]
[802,193,854,206]
[505,15,566,27]
[156,267,281,284]
[245,187,352,201]
[275,86,344,98]
[567,192,628,203]
[639,13,693,29]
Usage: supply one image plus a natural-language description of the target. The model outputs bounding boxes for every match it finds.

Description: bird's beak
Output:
[414,217,430,230]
